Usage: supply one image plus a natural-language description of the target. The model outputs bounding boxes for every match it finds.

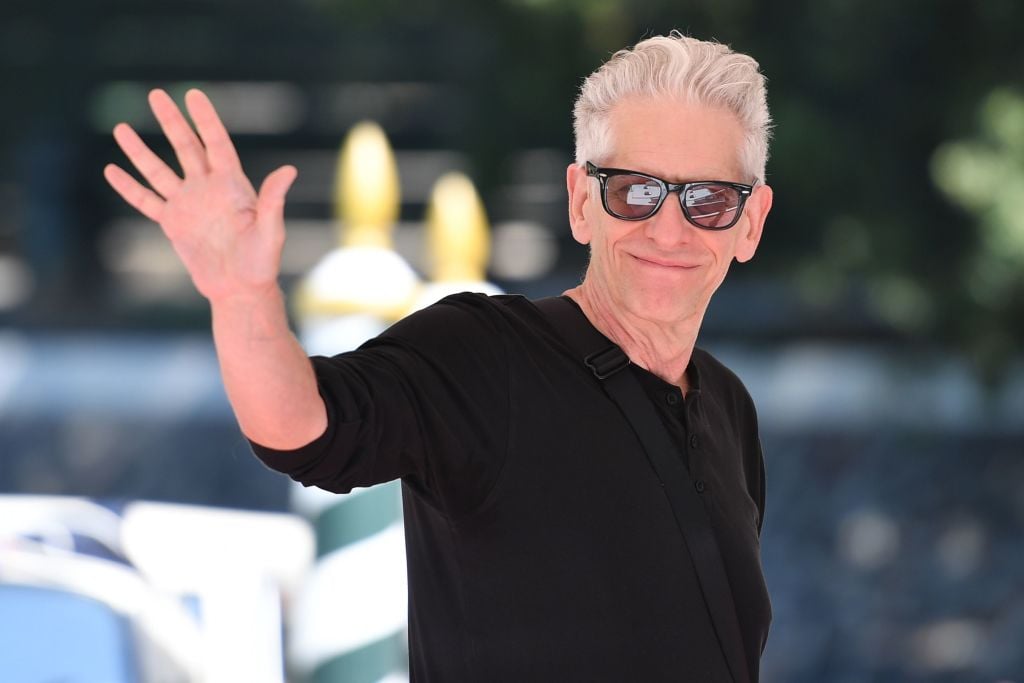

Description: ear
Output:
[566,163,593,245]
[735,183,772,263]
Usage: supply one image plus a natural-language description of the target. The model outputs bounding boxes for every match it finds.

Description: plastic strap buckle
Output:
[584,346,630,380]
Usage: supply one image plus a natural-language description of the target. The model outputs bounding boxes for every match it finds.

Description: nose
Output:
[644,190,695,247]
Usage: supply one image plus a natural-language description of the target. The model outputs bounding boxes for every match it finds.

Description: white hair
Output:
[573,31,772,181]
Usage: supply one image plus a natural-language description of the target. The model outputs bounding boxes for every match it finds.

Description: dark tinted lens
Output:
[605,174,664,219]
[683,184,742,228]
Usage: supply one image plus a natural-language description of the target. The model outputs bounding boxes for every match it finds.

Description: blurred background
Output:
[1,0,1023,681]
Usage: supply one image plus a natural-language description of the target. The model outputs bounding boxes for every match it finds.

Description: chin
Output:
[623,291,703,325]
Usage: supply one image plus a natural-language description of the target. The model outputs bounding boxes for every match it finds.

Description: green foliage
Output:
[931,88,1024,375]
[933,89,1024,270]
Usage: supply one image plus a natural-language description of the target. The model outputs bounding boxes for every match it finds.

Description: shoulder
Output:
[691,347,759,422]
[344,292,557,375]
[377,292,539,342]
[692,347,751,396]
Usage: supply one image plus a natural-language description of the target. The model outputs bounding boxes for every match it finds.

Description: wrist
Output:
[210,285,292,338]
[208,282,284,311]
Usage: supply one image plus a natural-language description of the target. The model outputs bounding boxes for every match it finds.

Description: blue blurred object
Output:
[0,493,311,683]
[0,496,204,682]
[0,584,139,683]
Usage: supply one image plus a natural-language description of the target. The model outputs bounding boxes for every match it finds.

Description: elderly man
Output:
[106,32,773,683]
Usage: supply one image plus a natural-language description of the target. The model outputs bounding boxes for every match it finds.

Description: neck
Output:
[563,279,702,391]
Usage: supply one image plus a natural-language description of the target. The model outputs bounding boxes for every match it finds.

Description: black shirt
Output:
[252,293,771,682]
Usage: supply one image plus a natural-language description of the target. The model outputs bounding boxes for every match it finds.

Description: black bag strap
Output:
[535,295,751,683]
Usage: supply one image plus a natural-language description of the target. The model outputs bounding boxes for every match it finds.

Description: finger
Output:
[112,123,182,198]
[256,165,298,234]
[185,89,243,173]
[148,88,208,177]
[104,163,165,223]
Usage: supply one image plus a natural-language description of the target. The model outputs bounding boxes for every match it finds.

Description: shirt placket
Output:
[681,390,708,499]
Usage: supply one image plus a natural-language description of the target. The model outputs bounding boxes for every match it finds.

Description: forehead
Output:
[604,96,745,181]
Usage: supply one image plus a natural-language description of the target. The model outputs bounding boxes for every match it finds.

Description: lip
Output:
[631,254,701,270]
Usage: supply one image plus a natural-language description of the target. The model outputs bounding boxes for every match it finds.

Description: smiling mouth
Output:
[632,254,700,269]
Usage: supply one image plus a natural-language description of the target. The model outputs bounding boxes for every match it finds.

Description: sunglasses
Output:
[586,161,755,230]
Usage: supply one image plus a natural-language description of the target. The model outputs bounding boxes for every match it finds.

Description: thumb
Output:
[256,165,298,232]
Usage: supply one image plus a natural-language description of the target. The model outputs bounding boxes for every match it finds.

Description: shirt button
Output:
[666,391,680,405]
[689,434,699,449]
[695,480,706,494]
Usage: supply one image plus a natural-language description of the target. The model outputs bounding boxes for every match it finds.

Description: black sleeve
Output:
[250,294,511,517]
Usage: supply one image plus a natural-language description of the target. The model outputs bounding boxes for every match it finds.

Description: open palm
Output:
[104,89,297,302]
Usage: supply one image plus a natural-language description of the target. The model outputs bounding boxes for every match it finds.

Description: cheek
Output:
[597,224,638,266]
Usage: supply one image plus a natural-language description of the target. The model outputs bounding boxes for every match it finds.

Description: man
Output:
[106,32,773,682]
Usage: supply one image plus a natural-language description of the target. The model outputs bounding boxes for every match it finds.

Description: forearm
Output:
[211,286,327,449]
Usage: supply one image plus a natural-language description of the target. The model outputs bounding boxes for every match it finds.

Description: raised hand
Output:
[104,89,297,303]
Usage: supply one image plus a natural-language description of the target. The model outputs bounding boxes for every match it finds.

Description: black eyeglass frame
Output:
[585,160,756,230]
